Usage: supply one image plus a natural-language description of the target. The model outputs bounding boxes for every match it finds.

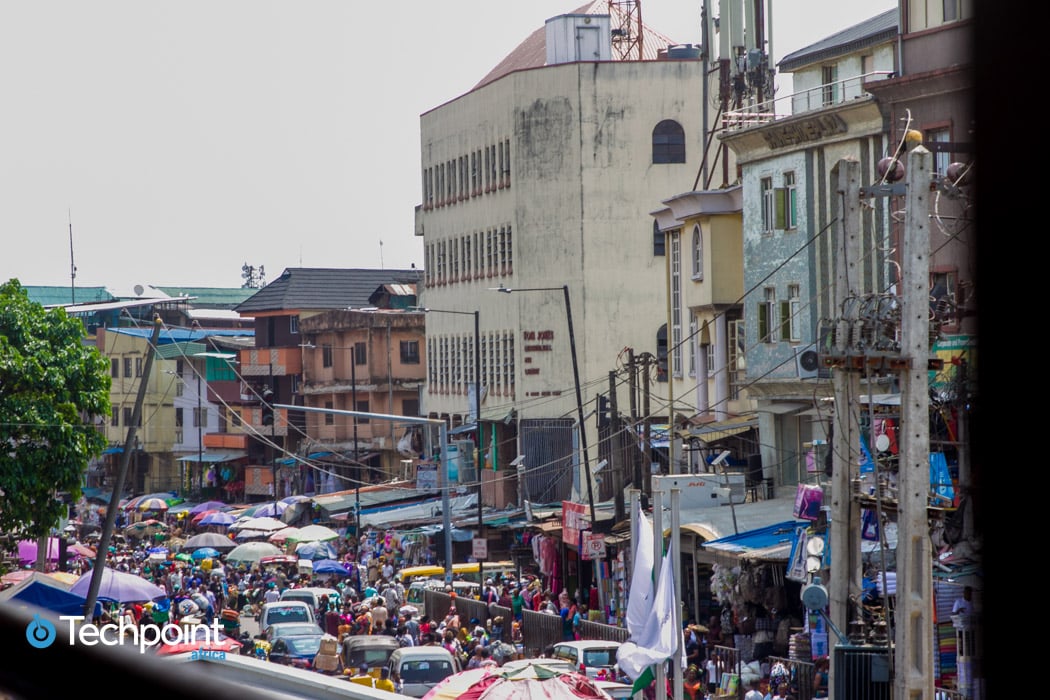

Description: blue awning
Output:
[699,520,809,564]
[101,447,123,455]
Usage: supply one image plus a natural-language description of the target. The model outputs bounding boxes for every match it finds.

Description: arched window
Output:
[691,224,703,279]
[652,120,685,164]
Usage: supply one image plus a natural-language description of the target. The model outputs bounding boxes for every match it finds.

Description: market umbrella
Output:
[311,559,350,576]
[182,532,237,551]
[191,547,221,560]
[189,500,228,515]
[137,497,170,513]
[174,552,193,563]
[16,538,60,565]
[199,511,237,527]
[293,540,338,561]
[69,567,168,603]
[191,509,219,524]
[287,524,339,543]
[123,519,168,539]
[226,541,283,566]
[234,529,273,541]
[249,501,287,519]
[422,666,608,700]
[153,625,242,656]
[70,543,98,559]
[268,526,301,544]
[229,516,286,532]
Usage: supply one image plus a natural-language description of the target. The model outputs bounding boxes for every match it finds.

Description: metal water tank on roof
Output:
[545,14,613,66]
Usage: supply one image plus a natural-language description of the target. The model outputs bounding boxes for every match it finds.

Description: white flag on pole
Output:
[617,537,679,681]
[624,501,654,639]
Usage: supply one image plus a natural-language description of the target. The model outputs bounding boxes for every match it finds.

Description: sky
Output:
[0,1,893,293]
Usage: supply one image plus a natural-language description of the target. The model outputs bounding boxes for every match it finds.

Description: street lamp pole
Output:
[493,285,596,528]
[413,306,484,544]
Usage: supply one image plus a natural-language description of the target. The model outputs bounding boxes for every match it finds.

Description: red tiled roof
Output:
[472,0,683,91]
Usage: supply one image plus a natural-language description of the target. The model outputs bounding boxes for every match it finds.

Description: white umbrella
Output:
[228,516,286,532]
[226,541,283,566]
[287,524,340,543]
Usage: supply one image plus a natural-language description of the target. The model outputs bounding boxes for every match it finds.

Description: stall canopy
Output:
[176,450,246,463]
[698,520,810,567]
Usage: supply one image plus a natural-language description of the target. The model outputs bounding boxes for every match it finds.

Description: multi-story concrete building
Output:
[415,3,729,511]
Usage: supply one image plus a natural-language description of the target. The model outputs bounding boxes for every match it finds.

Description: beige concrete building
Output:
[415,6,730,507]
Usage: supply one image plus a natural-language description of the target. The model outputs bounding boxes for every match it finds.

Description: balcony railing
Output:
[723,71,894,132]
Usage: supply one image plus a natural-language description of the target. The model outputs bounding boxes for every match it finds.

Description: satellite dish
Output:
[875,434,891,453]
[801,581,829,611]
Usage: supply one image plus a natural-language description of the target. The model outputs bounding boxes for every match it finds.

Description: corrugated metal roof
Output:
[779,8,898,72]
[235,268,424,314]
[472,1,683,91]
[154,287,256,308]
[24,286,115,307]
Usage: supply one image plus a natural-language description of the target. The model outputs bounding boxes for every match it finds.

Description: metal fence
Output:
[424,590,628,657]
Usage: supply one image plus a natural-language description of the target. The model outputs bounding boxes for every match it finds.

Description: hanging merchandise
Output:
[793,483,823,521]
[861,508,880,541]
[929,452,955,506]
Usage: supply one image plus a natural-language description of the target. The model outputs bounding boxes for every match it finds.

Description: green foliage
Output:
[0,279,111,538]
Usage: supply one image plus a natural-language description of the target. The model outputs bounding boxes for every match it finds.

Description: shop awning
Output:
[698,520,809,566]
[176,450,247,463]
[101,446,123,455]
[687,416,758,443]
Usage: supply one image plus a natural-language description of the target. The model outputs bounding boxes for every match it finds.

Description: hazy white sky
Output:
[1,1,892,292]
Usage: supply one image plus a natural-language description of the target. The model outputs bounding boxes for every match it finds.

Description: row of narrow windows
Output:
[427,333,515,399]
[425,226,512,287]
[422,138,511,209]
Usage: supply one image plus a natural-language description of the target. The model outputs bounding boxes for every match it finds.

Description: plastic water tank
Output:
[667,44,701,60]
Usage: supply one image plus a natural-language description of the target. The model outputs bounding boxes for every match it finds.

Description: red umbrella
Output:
[191,509,218,524]
[423,666,608,700]
[154,636,243,656]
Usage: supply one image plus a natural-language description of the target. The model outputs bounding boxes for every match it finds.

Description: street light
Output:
[412,306,484,549]
[490,284,596,528]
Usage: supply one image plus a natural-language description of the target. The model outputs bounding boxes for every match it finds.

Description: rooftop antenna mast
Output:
[68,209,76,304]
[608,0,644,60]
[379,239,384,269]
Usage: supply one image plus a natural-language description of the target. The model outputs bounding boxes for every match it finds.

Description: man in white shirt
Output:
[952,585,974,615]
[744,678,765,700]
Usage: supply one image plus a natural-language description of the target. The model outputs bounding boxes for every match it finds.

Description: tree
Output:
[0,279,110,539]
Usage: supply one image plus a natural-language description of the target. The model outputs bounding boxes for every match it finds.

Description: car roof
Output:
[391,646,455,659]
[554,640,621,649]
[264,600,312,608]
[342,635,400,649]
[268,622,324,634]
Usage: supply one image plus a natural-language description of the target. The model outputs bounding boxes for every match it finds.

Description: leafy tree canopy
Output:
[0,279,110,539]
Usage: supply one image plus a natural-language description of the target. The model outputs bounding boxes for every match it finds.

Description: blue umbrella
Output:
[148,546,169,556]
[189,500,228,515]
[192,547,221,560]
[294,540,338,561]
[249,501,287,519]
[200,511,237,526]
[311,559,350,576]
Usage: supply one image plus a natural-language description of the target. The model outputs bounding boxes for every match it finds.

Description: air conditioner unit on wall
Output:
[795,343,821,379]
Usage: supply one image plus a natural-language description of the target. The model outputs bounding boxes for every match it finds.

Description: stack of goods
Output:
[788,631,811,661]
[313,634,340,673]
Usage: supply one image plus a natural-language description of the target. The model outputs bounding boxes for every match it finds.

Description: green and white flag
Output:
[617,537,679,693]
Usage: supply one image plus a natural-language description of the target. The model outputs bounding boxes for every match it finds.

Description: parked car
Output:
[386,646,461,697]
[264,621,328,645]
[258,601,318,636]
[549,640,623,680]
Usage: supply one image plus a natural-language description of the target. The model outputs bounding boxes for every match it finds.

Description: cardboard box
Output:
[319,635,339,656]
[313,653,340,672]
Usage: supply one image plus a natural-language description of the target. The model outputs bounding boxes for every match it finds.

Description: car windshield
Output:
[267,607,310,624]
[583,648,618,667]
[400,659,455,683]
[348,649,395,666]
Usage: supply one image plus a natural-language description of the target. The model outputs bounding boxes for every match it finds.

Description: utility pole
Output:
[895,145,934,700]
[609,370,625,523]
[642,353,652,499]
[628,349,641,492]
[84,315,161,619]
